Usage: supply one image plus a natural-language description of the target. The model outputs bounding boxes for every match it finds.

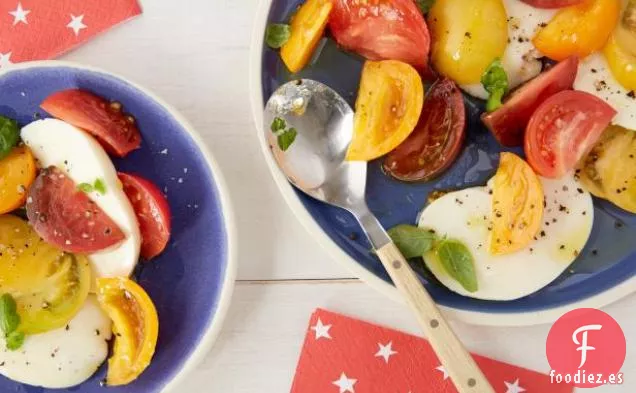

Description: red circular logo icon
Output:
[546,308,626,388]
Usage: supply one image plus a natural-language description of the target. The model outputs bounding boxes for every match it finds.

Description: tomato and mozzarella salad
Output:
[0,89,171,388]
[266,0,636,299]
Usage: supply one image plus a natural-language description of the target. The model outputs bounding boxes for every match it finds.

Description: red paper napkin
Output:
[0,0,141,68]
[292,309,574,393]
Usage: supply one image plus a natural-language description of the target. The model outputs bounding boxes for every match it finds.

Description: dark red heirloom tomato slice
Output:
[383,78,465,181]
[520,0,584,8]
[26,166,125,253]
[41,89,141,157]
[525,90,617,179]
[482,56,579,147]
[329,0,430,69]
[118,173,171,260]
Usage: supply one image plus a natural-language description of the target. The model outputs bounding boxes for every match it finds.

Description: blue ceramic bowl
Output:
[0,62,236,392]
[250,0,636,325]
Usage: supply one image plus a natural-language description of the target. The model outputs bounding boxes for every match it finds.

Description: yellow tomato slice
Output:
[604,34,636,91]
[0,215,91,334]
[346,60,424,161]
[490,153,544,255]
[428,0,508,85]
[578,125,636,213]
[280,0,333,73]
[0,147,36,214]
[97,277,158,386]
[533,0,621,61]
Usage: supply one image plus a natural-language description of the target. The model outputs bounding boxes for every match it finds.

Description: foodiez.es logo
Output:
[546,308,626,388]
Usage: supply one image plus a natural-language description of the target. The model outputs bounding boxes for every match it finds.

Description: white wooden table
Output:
[61,0,635,391]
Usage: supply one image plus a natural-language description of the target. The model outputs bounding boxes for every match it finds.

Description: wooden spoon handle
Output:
[375,242,495,393]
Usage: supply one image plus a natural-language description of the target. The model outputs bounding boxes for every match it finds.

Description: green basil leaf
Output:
[388,225,437,259]
[415,0,436,14]
[481,58,509,112]
[278,127,297,151]
[78,183,94,193]
[266,24,291,49]
[93,178,107,195]
[6,331,25,351]
[271,117,286,132]
[436,239,478,292]
[0,116,20,161]
[0,293,20,335]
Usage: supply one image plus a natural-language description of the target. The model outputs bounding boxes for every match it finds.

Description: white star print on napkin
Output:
[0,52,13,69]
[374,341,397,363]
[310,318,332,340]
[9,2,30,25]
[435,365,449,380]
[67,14,87,36]
[332,372,357,393]
[505,378,526,393]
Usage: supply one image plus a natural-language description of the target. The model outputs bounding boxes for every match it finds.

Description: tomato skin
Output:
[383,78,465,182]
[118,173,171,260]
[482,57,579,147]
[329,0,430,69]
[524,90,617,178]
[280,0,333,73]
[26,166,125,253]
[346,60,424,161]
[41,90,141,157]
[97,277,158,386]
[520,0,585,7]
[0,146,36,214]
[532,0,621,61]
[490,152,543,255]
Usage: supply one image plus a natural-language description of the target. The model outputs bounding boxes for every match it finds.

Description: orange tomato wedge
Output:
[0,146,36,214]
[346,60,424,161]
[533,0,621,61]
[96,277,158,386]
[490,152,544,255]
[280,0,333,73]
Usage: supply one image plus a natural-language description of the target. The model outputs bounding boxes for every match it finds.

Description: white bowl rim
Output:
[248,0,636,327]
[0,60,238,392]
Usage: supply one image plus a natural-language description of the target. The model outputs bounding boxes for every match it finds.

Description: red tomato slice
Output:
[383,78,466,181]
[41,90,142,157]
[482,57,579,147]
[524,90,617,178]
[118,173,171,260]
[329,0,430,69]
[520,0,585,8]
[26,166,125,253]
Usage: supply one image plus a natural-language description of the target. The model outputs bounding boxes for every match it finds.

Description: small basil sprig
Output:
[266,24,291,49]
[0,116,20,161]
[0,293,25,351]
[388,224,478,293]
[78,178,107,195]
[271,116,297,151]
[481,58,509,112]
[436,239,478,293]
[415,0,436,14]
[387,225,436,258]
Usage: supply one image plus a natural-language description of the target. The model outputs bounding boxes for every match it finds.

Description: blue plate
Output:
[251,0,636,325]
[0,62,236,392]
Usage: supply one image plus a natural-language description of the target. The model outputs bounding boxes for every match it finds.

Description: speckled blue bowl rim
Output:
[248,0,636,326]
[0,61,237,392]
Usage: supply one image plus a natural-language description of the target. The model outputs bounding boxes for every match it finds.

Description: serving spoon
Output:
[263,79,494,393]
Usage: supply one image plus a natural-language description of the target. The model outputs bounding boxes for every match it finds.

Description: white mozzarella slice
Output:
[21,119,141,279]
[418,174,593,301]
[574,52,636,131]
[0,296,112,388]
